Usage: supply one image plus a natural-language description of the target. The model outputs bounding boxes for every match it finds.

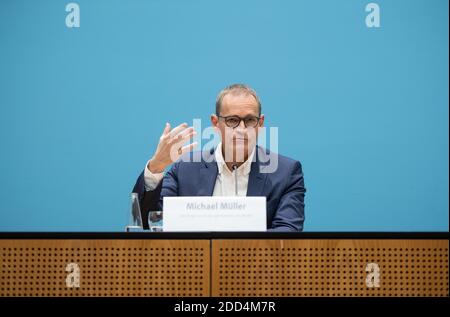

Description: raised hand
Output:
[147,122,197,173]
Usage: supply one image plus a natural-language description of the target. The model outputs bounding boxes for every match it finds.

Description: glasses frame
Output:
[217,115,261,128]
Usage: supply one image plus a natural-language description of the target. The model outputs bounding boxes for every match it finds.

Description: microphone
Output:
[232,164,238,196]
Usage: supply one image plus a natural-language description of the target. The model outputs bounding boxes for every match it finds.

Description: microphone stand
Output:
[232,164,238,196]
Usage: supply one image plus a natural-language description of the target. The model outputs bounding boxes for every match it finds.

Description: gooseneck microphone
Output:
[232,164,238,196]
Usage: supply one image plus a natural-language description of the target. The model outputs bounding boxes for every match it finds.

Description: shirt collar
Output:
[215,142,255,176]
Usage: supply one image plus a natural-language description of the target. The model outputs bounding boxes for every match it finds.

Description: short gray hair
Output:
[215,83,262,116]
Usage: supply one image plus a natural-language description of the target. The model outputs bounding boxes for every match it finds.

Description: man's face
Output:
[211,93,264,163]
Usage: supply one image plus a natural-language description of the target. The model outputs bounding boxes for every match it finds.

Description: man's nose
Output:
[236,119,247,130]
[234,125,247,137]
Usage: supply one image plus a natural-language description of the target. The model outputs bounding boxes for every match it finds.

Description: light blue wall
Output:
[0,0,448,231]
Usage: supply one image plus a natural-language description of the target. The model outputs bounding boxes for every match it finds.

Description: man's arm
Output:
[132,163,180,229]
[131,122,197,229]
[269,161,306,232]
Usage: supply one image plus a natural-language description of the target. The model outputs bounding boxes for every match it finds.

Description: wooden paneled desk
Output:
[0,233,448,297]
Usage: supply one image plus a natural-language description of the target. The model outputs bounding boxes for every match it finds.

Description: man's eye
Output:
[227,118,239,124]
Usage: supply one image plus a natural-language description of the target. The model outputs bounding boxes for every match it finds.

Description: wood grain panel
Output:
[0,239,210,297]
[212,239,449,297]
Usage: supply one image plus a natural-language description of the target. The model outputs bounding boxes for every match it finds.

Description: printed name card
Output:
[163,196,267,231]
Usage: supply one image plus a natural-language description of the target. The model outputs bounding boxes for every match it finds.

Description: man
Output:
[132,84,306,231]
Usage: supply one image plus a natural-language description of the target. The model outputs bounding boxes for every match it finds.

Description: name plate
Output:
[163,196,267,231]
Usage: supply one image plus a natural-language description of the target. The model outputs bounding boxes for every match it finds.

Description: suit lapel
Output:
[246,146,268,196]
[197,148,218,196]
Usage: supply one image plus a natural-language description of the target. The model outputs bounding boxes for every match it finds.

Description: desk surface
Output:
[0,232,448,239]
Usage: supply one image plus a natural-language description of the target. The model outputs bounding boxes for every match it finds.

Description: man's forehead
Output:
[221,93,258,113]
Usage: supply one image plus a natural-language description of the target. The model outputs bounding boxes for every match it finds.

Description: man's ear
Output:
[211,114,219,127]
[259,114,265,127]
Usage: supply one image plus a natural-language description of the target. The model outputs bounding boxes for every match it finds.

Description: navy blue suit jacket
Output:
[132,146,306,232]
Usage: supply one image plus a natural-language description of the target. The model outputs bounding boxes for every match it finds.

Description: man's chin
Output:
[232,143,250,162]
[223,140,256,162]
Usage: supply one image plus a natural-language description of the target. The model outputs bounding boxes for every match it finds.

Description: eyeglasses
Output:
[217,115,261,128]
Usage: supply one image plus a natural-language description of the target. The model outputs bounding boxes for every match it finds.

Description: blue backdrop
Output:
[0,0,448,231]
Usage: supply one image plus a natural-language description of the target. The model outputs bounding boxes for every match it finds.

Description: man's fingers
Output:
[168,123,188,138]
[174,127,195,140]
[171,130,197,150]
[162,122,171,136]
[172,131,197,147]
[168,141,197,162]
[180,142,198,154]
[183,130,197,140]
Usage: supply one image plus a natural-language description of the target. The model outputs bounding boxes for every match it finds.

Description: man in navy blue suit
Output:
[133,84,306,231]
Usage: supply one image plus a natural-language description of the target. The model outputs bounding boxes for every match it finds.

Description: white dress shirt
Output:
[143,142,255,196]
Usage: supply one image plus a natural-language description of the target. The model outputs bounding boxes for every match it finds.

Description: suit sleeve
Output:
[132,162,180,229]
[269,161,306,232]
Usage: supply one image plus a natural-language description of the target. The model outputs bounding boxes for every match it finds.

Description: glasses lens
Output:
[225,117,240,128]
[245,117,259,127]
